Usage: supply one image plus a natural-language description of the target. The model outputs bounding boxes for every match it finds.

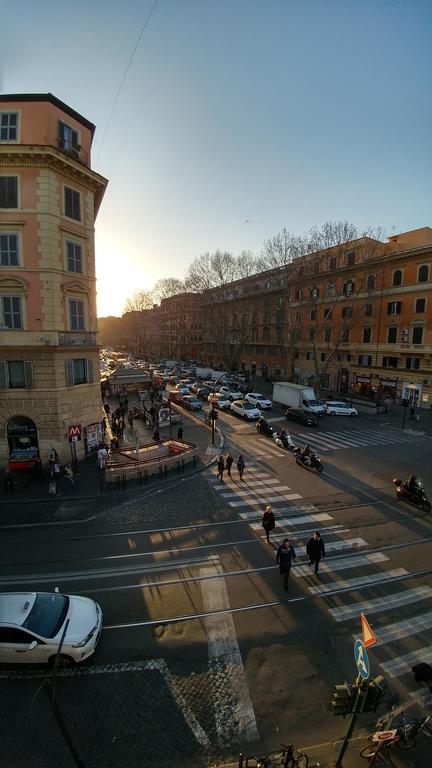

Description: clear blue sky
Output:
[2,0,431,316]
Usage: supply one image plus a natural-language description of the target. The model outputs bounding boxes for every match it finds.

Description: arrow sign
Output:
[354,638,370,679]
[361,612,377,648]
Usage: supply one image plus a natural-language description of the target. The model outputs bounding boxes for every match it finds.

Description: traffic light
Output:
[331,683,354,717]
[209,410,218,421]
[363,675,387,712]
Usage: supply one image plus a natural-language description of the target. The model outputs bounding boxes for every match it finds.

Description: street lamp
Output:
[208,373,229,445]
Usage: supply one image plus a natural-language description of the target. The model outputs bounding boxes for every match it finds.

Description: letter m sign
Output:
[68,424,82,439]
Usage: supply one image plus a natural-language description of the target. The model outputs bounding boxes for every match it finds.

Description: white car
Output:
[175,384,191,395]
[324,400,358,417]
[219,386,243,401]
[0,591,103,665]
[245,392,272,409]
[230,399,261,420]
[208,393,231,409]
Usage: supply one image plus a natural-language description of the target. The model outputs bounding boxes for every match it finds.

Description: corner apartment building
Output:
[0,93,108,468]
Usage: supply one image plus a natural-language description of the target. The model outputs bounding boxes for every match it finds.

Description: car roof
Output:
[248,392,265,397]
[0,592,37,625]
[326,401,348,406]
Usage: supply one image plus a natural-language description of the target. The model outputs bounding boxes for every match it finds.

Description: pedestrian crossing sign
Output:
[361,612,377,648]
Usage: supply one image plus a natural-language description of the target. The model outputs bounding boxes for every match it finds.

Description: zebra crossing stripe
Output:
[249,512,333,529]
[308,568,408,595]
[354,610,432,647]
[228,494,302,506]
[324,537,368,552]
[381,645,432,678]
[219,485,292,498]
[294,552,388,578]
[295,431,358,448]
[329,586,432,622]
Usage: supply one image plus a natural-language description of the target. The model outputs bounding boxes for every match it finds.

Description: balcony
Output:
[58,331,98,347]
[56,139,89,165]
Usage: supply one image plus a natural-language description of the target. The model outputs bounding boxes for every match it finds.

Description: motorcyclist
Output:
[302,443,312,465]
[279,428,294,449]
[257,416,269,434]
[404,474,419,496]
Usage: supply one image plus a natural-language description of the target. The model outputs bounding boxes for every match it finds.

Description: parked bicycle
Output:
[360,711,432,762]
[239,743,308,768]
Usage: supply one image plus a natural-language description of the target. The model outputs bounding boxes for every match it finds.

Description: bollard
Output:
[181,459,185,474]
[177,460,181,475]
[99,477,104,495]
[158,466,162,480]
[116,475,121,491]
[144,470,148,485]
[122,474,127,490]
[138,470,142,487]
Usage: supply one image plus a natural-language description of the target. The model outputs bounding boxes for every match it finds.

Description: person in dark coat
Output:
[177,426,184,440]
[306,531,326,577]
[237,454,245,480]
[276,538,296,590]
[261,505,275,543]
[216,455,225,481]
[225,453,233,478]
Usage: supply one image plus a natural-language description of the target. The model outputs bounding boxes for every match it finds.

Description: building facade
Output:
[0,93,108,468]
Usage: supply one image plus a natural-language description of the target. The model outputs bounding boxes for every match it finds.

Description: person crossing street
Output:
[276,538,296,591]
[306,531,325,578]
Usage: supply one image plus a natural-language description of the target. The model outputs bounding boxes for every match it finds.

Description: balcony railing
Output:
[58,331,98,347]
[56,139,89,165]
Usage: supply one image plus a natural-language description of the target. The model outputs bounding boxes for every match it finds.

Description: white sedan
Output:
[208,393,231,409]
[245,392,272,409]
[324,400,358,416]
[219,386,243,401]
[230,399,262,419]
[0,591,103,666]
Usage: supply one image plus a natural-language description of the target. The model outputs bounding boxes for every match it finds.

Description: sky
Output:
[1,0,431,317]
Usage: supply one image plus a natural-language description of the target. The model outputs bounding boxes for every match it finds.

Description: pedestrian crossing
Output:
[207,459,432,694]
[249,426,427,456]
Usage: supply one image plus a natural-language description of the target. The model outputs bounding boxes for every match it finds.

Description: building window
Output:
[342,306,352,318]
[0,233,19,266]
[387,327,398,343]
[415,298,426,313]
[0,112,18,141]
[364,303,373,316]
[310,309,316,321]
[344,281,354,296]
[262,326,270,341]
[0,361,33,389]
[309,327,315,341]
[0,176,18,208]
[387,301,401,315]
[66,241,83,273]
[418,265,429,283]
[406,358,420,370]
[298,266,304,278]
[347,251,356,266]
[367,274,376,290]
[313,261,320,274]
[412,326,423,344]
[363,327,372,343]
[383,356,398,368]
[58,121,79,153]
[341,328,350,343]
[69,298,85,331]
[329,256,336,271]
[324,308,332,319]
[327,282,336,297]
[65,358,94,386]
[1,295,22,328]
[306,351,314,361]
[320,353,327,362]
[276,326,283,343]
[324,327,331,342]
[392,269,402,287]
[64,186,81,221]
[358,355,372,366]
[295,288,302,300]
[310,287,319,298]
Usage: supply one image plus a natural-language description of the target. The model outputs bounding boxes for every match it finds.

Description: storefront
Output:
[380,378,398,400]
[354,375,371,397]
[7,416,39,471]
[401,381,422,407]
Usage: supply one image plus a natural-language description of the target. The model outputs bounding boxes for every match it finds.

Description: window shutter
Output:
[24,361,34,388]
[0,361,8,388]
[65,360,74,386]
[86,359,94,383]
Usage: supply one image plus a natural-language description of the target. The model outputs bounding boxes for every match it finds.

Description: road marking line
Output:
[354,610,432,647]
[200,563,259,745]
[228,494,302,506]
[381,645,432,677]
[294,552,388,577]
[309,568,408,594]
[219,485,291,498]
[329,586,432,622]
[251,512,333,528]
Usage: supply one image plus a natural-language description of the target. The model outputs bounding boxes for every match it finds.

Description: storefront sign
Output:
[85,423,102,453]
[381,380,396,387]
[356,376,371,384]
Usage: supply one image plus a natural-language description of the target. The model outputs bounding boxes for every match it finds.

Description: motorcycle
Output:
[295,449,324,473]
[392,478,431,512]
[274,431,296,451]
[256,419,274,438]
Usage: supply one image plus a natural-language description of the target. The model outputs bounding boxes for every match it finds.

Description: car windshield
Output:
[243,403,255,410]
[22,593,69,638]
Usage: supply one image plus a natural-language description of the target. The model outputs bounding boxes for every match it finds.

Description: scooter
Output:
[392,478,431,512]
[256,419,274,437]
[274,431,296,451]
[295,449,324,473]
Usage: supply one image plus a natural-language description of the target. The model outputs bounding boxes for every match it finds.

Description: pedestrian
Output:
[237,454,245,480]
[225,452,233,478]
[97,444,108,470]
[104,402,110,416]
[261,505,275,543]
[177,426,184,440]
[64,464,75,489]
[409,406,416,420]
[276,538,296,591]
[123,396,129,410]
[48,447,59,477]
[306,531,325,578]
[153,427,160,442]
[217,454,225,481]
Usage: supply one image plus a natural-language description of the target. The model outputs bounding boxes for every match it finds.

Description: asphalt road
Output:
[1,411,432,768]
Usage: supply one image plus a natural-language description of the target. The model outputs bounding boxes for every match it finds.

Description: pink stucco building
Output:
[0,93,108,468]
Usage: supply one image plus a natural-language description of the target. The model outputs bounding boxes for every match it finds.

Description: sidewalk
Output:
[0,394,223,526]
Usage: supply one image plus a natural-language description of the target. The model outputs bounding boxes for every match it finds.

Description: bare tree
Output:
[123,290,154,313]
[152,277,185,304]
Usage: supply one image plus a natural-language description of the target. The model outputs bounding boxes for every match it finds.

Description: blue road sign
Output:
[354,638,370,679]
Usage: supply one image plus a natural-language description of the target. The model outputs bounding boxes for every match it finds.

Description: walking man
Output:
[98,444,108,470]
[276,538,296,591]
[225,452,233,478]
[237,454,245,480]
[261,505,275,543]
[216,455,225,482]
[177,426,184,440]
[306,531,325,578]
[64,464,75,490]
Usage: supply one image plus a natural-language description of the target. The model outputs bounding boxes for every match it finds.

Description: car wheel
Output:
[350,412,357,417]
[49,653,76,667]
[329,411,336,416]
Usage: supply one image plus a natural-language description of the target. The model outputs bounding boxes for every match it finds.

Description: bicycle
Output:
[239,743,308,768]
[360,712,432,762]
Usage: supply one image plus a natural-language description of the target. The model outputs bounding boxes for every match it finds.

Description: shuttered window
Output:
[0,360,33,388]
[66,241,83,273]
[0,112,18,141]
[65,358,94,386]
[0,233,19,266]
[0,176,18,208]
[64,186,81,221]
[1,295,22,328]
[69,299,85,330]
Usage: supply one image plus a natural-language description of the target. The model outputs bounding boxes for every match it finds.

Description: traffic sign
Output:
[354,638,370,679]
[208,395,218,403]
[68,424,82,442]
[361,612,377,648]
